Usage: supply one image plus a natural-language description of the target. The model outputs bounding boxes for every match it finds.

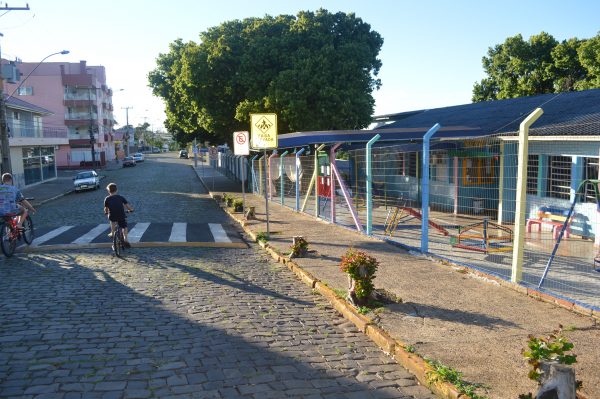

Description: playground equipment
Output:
[384,203,449,237]
[450,219,513,254]
[539,179,600,288]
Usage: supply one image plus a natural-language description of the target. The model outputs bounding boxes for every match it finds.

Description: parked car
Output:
[122,156,136,167]
[179,150,188,159]
[152,147,160,153]
[73,170,100,192]
[133,153,144,162]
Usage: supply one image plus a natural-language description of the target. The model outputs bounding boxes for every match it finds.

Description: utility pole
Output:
[87,86,96,168]
[0,3,31,175]
[121,106,132,156]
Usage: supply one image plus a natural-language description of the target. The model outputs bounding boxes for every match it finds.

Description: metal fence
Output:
[220,122,600,312]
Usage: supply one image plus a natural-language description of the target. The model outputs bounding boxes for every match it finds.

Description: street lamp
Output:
[0,50,69,174]
[7,50,70,100]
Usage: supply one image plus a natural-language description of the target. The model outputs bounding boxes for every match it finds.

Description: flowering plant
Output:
[340,248,379,303]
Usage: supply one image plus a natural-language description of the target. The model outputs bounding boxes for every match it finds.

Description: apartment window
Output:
[13,111,19,120]
[547,156,571,200]
[583,157,599,203]
[463,157,496,185]
[17,86,33,95]
[527,155,539,195]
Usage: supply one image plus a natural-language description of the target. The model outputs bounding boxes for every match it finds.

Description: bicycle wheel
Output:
[22,216,34,245]
[0,223,16,257]
[113,227,122,257]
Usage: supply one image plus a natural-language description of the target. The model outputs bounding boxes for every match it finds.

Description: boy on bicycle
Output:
[103,183,134,248]
[0,173,36,229]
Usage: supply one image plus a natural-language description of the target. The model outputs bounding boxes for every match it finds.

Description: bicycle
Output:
[0,198,35,257]
[111,209,132,257]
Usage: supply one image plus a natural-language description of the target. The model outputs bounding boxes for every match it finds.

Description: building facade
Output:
[4,96,67,187]
[3,60,116,168]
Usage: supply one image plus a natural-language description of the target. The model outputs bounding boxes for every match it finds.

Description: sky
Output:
[1,0,599,132]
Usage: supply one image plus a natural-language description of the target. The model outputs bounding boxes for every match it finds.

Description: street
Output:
[0,154,433,399]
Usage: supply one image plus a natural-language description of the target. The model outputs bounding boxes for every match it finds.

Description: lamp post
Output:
[121,105,132,156]
[0,50,69,174]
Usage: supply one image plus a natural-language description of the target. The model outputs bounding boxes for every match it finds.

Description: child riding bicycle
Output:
[0,173,36,227]
[103,183,134,248]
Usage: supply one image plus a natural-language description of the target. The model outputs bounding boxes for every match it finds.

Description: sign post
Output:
[250,114,277,238]
[193,138,198,168]
[209,146,218,191]
[233,131,250,213]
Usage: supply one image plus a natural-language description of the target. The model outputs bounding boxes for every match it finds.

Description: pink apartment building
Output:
[3,60,117,168]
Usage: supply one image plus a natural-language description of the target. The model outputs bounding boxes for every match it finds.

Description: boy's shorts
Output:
[109,217,127,229]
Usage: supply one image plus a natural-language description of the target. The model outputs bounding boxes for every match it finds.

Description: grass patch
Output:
[425,358,489,399]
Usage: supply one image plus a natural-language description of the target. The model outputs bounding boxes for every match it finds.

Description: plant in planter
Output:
[289,236,308,258]
[339,248,379,306]
[221,193,229,203]
[226,196,234,207]
[232,198,244,212]
[520,327,579,398]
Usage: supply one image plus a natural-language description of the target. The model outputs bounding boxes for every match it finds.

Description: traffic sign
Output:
[250,113,277,149]
[233,131,250,155]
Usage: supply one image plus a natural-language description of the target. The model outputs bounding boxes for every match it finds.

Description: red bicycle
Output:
[1,200,34,257]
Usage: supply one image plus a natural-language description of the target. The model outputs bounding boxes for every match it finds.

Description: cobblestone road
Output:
[0,156,434,398]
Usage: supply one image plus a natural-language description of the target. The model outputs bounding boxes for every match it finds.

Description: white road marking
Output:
[128,222,150,243]
[209,223,231,243]
[31,226,74,246]
[72,224,110,244]
[168,222,187,242]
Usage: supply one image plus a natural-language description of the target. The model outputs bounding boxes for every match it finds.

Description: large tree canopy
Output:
[472,31,600,102]
[148,9,383,145]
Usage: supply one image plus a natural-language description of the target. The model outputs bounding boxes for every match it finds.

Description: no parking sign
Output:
[233,131,249,155]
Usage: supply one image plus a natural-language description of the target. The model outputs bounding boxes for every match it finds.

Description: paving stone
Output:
[0,160,427,399]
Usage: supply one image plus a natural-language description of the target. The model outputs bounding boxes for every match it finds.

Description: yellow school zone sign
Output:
[250,113,277,149]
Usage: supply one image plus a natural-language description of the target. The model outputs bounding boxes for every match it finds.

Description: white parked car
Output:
[73,170,100,192]
[133,153,144,162]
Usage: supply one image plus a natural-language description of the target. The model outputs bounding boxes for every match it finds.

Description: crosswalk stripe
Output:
[72,224,110,244]
[32,226,74,246]
[128,222,150,243]
[168,222,187,242]
[209,223,231,243]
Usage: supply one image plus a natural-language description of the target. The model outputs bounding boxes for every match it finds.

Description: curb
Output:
[194,171,464,399]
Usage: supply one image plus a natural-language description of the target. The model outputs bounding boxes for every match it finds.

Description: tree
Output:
[472,31,600,102]
[148,9,383,145]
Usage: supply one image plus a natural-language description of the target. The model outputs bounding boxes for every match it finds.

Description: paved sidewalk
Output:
[195,165,600,399]
[21,162,122,206]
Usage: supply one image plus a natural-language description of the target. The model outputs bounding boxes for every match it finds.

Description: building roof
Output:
[277,89,600,148]
[4,95,53,116]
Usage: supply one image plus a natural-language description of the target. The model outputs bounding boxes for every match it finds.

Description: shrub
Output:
[339,248,379,304]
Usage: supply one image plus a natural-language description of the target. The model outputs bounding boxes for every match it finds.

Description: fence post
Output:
[315,144,323,218]
[268,151,278,201]
[421,123,441,253]
[366,134,381,236]
[280,150,289,206]
[295,148,306,211]
[330,144,341,223]
[249,155,257,192]
[497,142,505,224]
[511,108,543,283]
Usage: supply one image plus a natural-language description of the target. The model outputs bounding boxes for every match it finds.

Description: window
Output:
[17,86,33,96]
[13,111,19,120]
[547,156,571,200]
[583,157,599,203]
[463,157,496,185]
[407,152,418,177]
[527,155,539,195]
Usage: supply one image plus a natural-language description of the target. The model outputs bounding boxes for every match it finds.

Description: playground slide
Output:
[400,207,449,236]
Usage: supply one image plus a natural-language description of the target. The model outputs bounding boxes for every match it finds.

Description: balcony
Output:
[64,99,93,107]
[62,74,93,87]
[64,92,97,101]
[65,112,98,121]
